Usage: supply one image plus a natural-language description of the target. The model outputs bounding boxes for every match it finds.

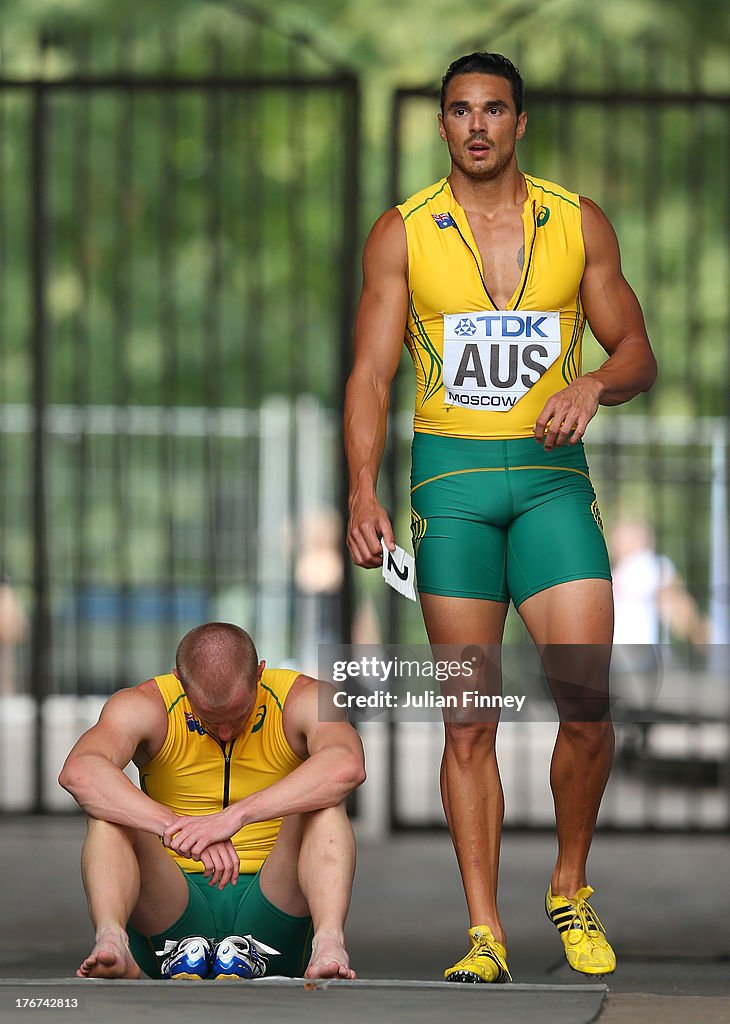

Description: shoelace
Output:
[470,931,512,981]
[564,893,606,946]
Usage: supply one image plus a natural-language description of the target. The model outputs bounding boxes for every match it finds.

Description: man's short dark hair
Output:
[440,52,524,117]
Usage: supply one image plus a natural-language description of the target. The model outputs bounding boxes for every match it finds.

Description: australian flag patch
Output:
[432,211,456,229]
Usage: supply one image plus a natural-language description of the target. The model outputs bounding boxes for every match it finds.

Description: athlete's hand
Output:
[534,374,604,450]
[198,841,240,890]
[163,808,242,867]
[347,492,396,568]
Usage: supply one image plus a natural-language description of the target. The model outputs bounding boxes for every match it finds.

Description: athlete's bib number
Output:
[443,310,561,411]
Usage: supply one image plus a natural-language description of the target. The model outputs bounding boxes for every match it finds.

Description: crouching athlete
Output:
[59,622,365,980]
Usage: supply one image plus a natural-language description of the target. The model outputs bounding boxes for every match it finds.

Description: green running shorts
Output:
[410,433,611,607]
[127,866,313,978]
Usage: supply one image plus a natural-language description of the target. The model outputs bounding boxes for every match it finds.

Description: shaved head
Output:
[176,622,259,710]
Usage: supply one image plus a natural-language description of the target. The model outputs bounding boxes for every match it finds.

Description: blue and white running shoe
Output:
[158,936,213,980]
[210,935,278,980]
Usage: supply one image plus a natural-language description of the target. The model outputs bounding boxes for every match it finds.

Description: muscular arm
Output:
[579,197,657,404]
[534,197,657,448]
[58,684,176,835]
[164,677,366,859]
[239,676,365,822]
[344,209,409,567]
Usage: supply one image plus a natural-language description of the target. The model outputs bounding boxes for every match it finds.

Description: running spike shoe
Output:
[210,934,277,980]
[157,935,213,980]
[545,885,616,975]
[444,925,511,984]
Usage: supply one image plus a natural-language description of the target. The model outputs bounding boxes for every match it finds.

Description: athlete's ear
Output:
[516,111,527,141]
[257,660,266,681]
[438,112,447,142]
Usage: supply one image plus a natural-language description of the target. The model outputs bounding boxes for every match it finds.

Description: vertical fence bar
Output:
[385,86,404,832]
[385,88,404,650]
[159,32,179,658]
[72,36,93,694]
[720,102,730,821]
[684,49,706,828]
[112,39,134,689]
[0,62,7,574]
[245,77,264,644]
[337,76,361,651]
[203,41,224,608]
[285,39,303,659]
[240,45,262,638]
[640,45,663,829]
[30,82,51,810]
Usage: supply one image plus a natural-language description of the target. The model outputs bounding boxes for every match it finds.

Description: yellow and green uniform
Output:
[128,669,313,978]
[399,174,585,439]
[399,174,610,603]
[140,670,302,874]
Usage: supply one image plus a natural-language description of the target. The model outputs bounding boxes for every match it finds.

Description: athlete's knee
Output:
[84,815,137,844]
[443,719,499,762]
[272,813,306,856]
[302,801,351,828]
[300,802,354,845]
[558,719,614,756]
[542,644,611,696]
[554,692,612,724]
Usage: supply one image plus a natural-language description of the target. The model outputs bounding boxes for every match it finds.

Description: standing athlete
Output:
[344,52,656,982]
[60,622,364,980]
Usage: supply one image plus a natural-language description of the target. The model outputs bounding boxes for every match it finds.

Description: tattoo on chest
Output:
[517,244,525,270]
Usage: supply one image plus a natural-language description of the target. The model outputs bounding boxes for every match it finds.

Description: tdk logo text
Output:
[467,314,551,339]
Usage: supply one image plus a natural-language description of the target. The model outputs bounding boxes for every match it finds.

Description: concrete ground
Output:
[1,818,729,1023]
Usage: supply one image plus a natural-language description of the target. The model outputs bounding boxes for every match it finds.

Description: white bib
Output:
[443,310,561,411]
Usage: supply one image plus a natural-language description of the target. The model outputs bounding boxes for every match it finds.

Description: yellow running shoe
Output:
[444,926,511,984]
[545,885,616,975]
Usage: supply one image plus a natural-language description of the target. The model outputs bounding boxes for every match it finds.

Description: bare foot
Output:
[76,928,141,980]
[304,933,356,980]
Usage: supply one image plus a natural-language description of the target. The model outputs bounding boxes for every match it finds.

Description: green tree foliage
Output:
[0,0,726,411]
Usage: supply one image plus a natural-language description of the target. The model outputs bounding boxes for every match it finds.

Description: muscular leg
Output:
[518,579,615,897]
[256,804,357,979]
[420,593,509,945]
[77,817,189,979]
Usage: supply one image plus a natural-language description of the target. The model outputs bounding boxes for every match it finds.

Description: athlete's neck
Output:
[447,164,527,216]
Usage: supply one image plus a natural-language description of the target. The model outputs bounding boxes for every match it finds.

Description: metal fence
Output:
[0,11,359,809]
[1,15,728,830]
[381,42,730,830]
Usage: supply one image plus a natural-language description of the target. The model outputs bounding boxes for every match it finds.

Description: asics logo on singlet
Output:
[454,318,477,337]
[251,704,267,734]
[184,711,206,735]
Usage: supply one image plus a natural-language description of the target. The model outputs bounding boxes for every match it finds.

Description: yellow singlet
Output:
[397,174,586,439]
[140,669,302,874]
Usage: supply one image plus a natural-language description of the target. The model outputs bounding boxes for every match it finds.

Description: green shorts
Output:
[127,867,313,979]
[410,433,611,606]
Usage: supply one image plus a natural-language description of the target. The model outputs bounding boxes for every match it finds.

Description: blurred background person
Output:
[0,565,29,696]
[611,517,708,648]
[609,516,709,723]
